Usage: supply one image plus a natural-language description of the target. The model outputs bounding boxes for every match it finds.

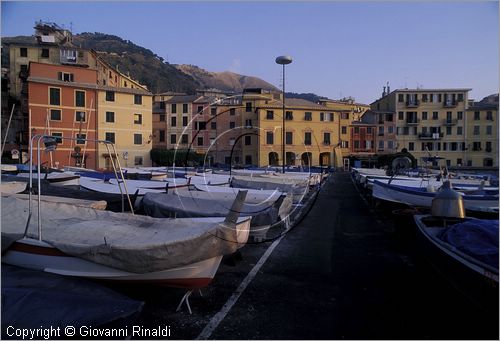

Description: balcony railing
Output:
[418,132,443,140]
[405,118,420,126]
[443,100,458,108]
[443,118,458,126]
[405,100,420,108]
[323,141,331,146]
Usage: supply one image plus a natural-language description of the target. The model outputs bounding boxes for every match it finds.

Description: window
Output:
[181,134,188,144]
[106,91,115,102]
[245,155,252,165]
[197,122,206,130]
[134,114,142,125]
[41,49,49,58]
[457,158,462,166]
[172,104,177,113]
[159,114,165,122]
[285,111,293,120]
[266,132,274,144]
[403,127,409,135]
[105,132,115,144]
[323,132,331,145]
[446,127,452,135]
[457,111,463,120]
[245,119,252,127]
[320,112,324,121]
[245,136,251,146]
[134,134,142,145]
[304,132,312,145]
[104,111,114,123]
[487,111,493,120]
[486,141,492,152]
[285,132,293,145]
[182,116,188,126]
[388,126,394,134]
[378,140,384,150]
[422,94,428,102]
[387,141,394,149]
[398,94,404,102]
[409,142,414,151]
[171,116,177,127]
[438,94,442,102]
[20,48,27,57]
[378,126,384,135]
[211,121,216,130]
[354,141,360,149]
[182,103,188,113]
[50,109,61,121]
[443,143,448,151]
[159,130,165,142]
[20,64,28,74]
[170,134,177,144]
[304,112,312,121]
[57,72,74,82]
[457,93,464,102]
[197,137,204,146]
[367,127,372,134]
[246,102,252,112]
[134,95,142,105]
[386,114,393,122]
[75,90,85,107]
[486,126,492,135]
[49,88,60,105]
[341,112,349,120]
[354,127,360,134]
[227,121,235,129]
[230,108,236,116]
[398,111,404,120]
[432,111,438,120]
[473,142,482,151]
[75,111,86,122]
[457,126,463,135]
[134,156,143,166]
[422,112,428,120]
[266,111,274,120]
[211,107,217,115]
[473,126,480,135]
[474,111,480,120]
[341,126,347,134]
[51,132,63,144]
[341,141,349,148]
[196,106,204,114]
[451,142,458,151]
[76,134,86,144]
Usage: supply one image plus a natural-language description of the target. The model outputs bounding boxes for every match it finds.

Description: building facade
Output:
[28,62,98,169]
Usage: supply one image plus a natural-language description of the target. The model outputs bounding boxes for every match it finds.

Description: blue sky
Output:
[1,1,498,104]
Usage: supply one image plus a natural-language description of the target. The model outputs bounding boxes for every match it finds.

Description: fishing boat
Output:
[16,171,80,186]
[1,190,249,288]
[414,215,498,309]
[372,180,498,213]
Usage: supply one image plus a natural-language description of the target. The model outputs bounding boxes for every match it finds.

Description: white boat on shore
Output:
[1,190,249,288]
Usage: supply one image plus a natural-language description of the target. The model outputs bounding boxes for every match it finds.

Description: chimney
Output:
[387,81,390,94]
[382,86,386,97]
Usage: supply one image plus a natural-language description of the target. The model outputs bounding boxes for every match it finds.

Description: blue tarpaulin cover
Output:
[438,219,499,269]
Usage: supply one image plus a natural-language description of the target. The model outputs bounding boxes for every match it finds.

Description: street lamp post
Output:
[275,55,292,174]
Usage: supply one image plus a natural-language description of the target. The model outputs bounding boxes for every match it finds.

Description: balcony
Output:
[405,118,420,126]
[405,100,420,108]
[418,132,443,140]
[443,118,458,126]
[443,100,458,108]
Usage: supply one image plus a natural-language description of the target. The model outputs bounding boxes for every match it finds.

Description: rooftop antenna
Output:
[70,21,73,33]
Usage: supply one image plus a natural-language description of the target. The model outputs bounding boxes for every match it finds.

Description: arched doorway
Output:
[268,152,279,166]
[301,152,312,166]
[320,152,330,166]
[285,152,295,166]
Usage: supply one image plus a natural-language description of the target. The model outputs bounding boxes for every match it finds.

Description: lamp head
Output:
[275,55,292,65]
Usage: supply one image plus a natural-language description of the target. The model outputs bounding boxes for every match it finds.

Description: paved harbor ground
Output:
[121,172,499,340]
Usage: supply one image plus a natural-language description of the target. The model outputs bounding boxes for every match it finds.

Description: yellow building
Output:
[465,101,498,167]
[94,57,153,169]
[240,89,338,167]
[370,88,492,168]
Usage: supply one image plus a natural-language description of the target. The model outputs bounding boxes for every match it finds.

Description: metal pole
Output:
[282,64,286,174]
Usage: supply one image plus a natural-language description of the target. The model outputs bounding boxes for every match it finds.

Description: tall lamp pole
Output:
[275,55,292,173]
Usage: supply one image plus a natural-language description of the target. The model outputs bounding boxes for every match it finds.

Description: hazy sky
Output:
[1,1,498,104]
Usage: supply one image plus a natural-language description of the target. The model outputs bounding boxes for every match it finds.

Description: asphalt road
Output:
[128,171,499,339]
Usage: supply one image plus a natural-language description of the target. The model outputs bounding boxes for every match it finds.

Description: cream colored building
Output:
[465,101,497,167]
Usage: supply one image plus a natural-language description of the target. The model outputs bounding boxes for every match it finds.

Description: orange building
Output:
[28,62,98,169]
